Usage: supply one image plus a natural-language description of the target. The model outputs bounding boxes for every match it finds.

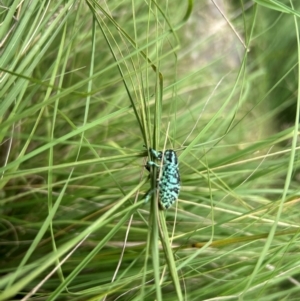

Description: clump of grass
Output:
[1,1,300,300]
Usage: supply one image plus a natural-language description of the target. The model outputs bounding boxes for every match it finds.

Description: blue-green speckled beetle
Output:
[145,148,180,209]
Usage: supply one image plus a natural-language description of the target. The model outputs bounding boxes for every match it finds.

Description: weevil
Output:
[145,148,180,209]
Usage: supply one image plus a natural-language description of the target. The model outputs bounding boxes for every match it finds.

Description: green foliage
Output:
[1,0,300,300]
